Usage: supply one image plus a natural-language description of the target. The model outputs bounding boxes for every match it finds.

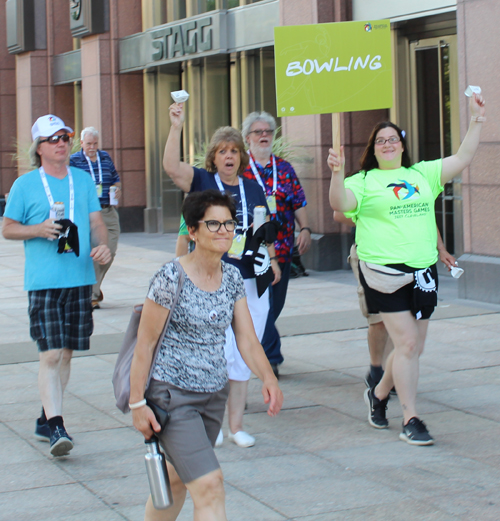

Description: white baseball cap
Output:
[31,114,74,141]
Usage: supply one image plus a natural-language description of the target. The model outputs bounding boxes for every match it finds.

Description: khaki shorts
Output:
[145,379,229,484]
[348,244,383,325]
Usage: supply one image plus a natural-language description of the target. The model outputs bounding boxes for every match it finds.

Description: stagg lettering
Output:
[286,55,382,77]
[389,202,430,219]
[152,17,212,61]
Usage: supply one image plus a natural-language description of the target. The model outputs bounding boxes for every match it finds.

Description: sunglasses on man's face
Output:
[39,134,71,145]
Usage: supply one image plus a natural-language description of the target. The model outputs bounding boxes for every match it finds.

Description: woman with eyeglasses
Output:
[328,93,486,446]
[130,190,282,521]
[163,103,281,450]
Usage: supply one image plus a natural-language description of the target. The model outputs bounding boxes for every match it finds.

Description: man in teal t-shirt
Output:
[2,115,111,458]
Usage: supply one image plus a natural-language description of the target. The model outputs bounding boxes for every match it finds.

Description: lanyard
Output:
[214,174,248,230]
[84,151,102,185]
[249,154,277,196]
[39,166,74,222]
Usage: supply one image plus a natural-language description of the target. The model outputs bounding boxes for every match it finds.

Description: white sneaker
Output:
[227,430,255,448]
[215,429,223,447]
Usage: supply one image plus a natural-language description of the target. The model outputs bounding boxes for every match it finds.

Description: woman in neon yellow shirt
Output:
[328,93,486,446]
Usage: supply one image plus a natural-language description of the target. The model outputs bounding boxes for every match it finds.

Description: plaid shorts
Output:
[28,286,93,352]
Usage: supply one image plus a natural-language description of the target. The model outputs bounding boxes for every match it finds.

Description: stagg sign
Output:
[119,12,227,72]
[151,18,212,61]
[70,0,82,21]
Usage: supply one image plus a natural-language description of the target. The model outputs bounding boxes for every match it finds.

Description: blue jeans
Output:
[261,261,291,365]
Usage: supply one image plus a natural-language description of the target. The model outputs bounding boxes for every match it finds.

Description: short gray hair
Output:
[29,138,42,168]
[242,112,276,139]
[81,126,99,142]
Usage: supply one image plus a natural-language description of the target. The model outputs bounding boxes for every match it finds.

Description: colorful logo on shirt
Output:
[387,180,420,200]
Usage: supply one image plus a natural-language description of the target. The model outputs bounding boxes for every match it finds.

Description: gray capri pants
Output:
[145,378,230,484]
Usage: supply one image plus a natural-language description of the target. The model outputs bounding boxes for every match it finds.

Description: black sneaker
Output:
[364,371,382,388]
[34,419,51,442]
[364,387,390,429]
[50,426,74,457]
[400,417,434,446]
[35,418,73,443]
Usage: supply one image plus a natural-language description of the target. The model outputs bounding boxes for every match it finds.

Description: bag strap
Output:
[146,259,186,387]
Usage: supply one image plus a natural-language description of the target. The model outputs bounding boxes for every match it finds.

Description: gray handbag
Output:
[112,260,185,413]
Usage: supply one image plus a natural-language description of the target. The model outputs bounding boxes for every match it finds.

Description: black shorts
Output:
[28,286,93,352]
[359,263,438,320]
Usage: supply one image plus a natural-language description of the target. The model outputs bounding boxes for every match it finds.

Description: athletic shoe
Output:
[364,371,381,389]
[34,419,51,442]
[50,426,74,457]
[399,417,434,446]
[365,373,397,396]
[215,429,223,448]
[228,430,255,448]
[364,387,390,429]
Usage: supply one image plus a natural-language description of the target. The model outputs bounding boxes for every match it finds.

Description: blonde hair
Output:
[29,138,42,168]
[204,127,249,175]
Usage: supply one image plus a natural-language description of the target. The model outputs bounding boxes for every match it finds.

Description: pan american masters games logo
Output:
[387,180,420,201]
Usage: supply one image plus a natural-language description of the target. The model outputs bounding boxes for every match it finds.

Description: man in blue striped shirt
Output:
[70,127,121,309]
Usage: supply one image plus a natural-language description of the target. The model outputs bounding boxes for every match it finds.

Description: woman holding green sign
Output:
[328,92,486,446]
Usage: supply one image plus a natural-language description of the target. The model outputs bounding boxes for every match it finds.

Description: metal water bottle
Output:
[144,437,173,510]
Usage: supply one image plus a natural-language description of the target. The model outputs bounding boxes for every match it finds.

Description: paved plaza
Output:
[1,228,500,520]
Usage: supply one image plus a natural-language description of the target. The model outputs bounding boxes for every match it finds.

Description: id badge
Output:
[228,233,246,259]
[96,184,103,197]
[267,194,277,214]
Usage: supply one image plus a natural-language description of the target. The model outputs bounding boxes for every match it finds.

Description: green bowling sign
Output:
[274,20,392,116]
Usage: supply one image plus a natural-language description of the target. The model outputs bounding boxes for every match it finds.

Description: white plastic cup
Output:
[109,186,118,206]
[464,85,481,97]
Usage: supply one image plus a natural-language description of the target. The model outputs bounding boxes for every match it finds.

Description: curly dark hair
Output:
[359,122,412,172]
[182,189,237,231]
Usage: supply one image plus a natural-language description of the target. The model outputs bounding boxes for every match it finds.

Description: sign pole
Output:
[332,113,341,171]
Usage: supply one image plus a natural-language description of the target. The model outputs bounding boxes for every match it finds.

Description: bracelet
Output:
[129,399,147,410]
[270,256,278,261]
[300,227,312,233]
[471,116,486,122]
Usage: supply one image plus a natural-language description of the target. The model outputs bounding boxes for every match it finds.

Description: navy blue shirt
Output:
[191,168,268,279]
[70,150,120,205]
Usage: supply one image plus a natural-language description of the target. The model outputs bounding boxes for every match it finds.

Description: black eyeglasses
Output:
[39,134,71,145]
[199,220,237,233]
[248,129,275,137]
[374,136,401,146]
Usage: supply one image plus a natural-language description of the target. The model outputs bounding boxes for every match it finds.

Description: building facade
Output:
[1,0,499,302]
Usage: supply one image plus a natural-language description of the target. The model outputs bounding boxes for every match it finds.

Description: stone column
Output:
[80,0,146,231]
[456,0,500,303]
[0,5,17,197]
[279,0,387,271]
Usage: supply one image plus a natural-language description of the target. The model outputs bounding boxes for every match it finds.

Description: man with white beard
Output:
[241,112,311,378]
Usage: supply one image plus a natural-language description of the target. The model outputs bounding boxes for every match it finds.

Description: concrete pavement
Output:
[1,229,500,520]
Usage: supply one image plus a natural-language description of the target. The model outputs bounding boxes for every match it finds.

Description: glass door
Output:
[409,36,461,255]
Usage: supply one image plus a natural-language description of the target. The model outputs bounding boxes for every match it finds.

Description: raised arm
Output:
[232,297,283,416]
[162,102,195,193]
[441,93,486,185]
[327,146,357,212]
[333,211,355,227]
